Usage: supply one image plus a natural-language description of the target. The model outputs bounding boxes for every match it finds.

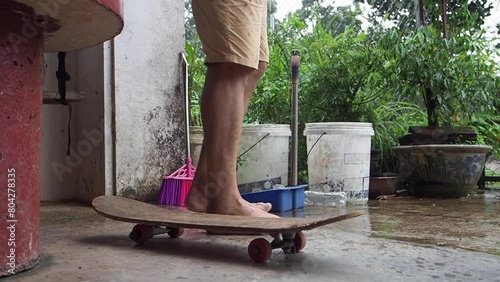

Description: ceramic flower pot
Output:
[393,145,492,197]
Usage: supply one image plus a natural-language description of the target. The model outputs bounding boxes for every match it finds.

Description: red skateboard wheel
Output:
[291,231,306,253]
[129,224,153,244]
[248,238,272,263]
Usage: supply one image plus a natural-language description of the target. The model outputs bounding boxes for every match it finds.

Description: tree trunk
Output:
[425,87,439,127]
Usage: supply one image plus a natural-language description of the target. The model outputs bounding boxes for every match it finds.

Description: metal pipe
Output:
[441,0,448,39]
[291,50,300,186]
[103,39,117,196]
[418,0,425,26]
[181,53,191,159]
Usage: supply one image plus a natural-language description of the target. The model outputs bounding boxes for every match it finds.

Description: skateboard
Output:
[92,195,364,263]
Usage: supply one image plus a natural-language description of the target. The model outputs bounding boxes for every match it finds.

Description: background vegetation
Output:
[185,0,500,184]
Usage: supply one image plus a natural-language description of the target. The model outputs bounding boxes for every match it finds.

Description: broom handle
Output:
[291,50,300,186]
[181,53,191,159]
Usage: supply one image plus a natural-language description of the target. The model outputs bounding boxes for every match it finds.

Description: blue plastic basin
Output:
[241,185,307,212]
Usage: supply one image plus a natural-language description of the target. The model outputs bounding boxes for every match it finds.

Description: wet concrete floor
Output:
[5,190,500,281]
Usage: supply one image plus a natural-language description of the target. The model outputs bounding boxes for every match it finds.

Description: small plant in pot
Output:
[368,101,428,199]
[375,7,500,197]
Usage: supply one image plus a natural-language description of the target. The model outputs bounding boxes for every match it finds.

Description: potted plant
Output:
[376,7,500,197]
[368,101,428,199]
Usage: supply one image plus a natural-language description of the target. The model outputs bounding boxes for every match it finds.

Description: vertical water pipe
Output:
[291,50,300,186]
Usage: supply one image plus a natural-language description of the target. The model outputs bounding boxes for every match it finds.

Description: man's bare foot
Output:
[253,202,272,212]
[185,186,278,218]
[187,187,271,212]
[207,198,279,218]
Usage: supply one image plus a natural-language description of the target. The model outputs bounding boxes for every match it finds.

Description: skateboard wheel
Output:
[129,224,153,244]
[291,231,306,253]
[167,228,184,238]
[248,238,272,263]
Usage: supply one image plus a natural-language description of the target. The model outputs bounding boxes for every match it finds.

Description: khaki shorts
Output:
[192,0,269,70]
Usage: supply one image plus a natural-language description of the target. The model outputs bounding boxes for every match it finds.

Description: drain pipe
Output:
[103,39,116,196]
[291,50,300,186]
[181,53,191,163]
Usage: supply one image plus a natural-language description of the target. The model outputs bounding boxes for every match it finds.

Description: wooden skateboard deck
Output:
[92,195,364,262]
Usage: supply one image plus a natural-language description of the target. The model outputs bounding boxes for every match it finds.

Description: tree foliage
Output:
[183,0,500,177]
[355,0,493,34]
[293,0,363,35]
[376,26,500,127]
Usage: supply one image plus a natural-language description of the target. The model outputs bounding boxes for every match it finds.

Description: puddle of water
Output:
[277,190,500,255]
[366,190,500,255]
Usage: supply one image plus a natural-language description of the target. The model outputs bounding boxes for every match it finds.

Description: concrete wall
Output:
[72,46,106,203]
[113,0,185,201]
[41,0,185,203]
[41,52,80,202]
[41,47,106,203]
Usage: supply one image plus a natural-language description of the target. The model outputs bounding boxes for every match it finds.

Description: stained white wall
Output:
[113,0,185,201]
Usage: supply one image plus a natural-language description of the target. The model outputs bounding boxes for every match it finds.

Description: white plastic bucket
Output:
[189,126,204,167]
[304,122,374,205]
[190,124,291,193]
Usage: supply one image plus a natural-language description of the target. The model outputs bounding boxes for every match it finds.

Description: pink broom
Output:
[157,158,195,206]
[157,53,196,206]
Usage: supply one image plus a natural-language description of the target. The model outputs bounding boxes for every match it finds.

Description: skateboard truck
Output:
[271,232,306,254]
[248,232,306,263]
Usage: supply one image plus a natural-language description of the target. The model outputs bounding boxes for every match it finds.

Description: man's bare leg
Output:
[243,62,268,114]
[185,62,277,217]
[187,62,271,213]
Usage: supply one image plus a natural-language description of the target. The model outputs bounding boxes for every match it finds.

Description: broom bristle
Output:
[180,179,193,207]
[157,159,195,205]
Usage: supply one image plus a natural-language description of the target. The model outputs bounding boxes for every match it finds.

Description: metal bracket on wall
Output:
[43,90,85,104]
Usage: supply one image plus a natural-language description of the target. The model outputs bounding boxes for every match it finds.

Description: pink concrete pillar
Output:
[0,0,122,277]
[0,8,44,276]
